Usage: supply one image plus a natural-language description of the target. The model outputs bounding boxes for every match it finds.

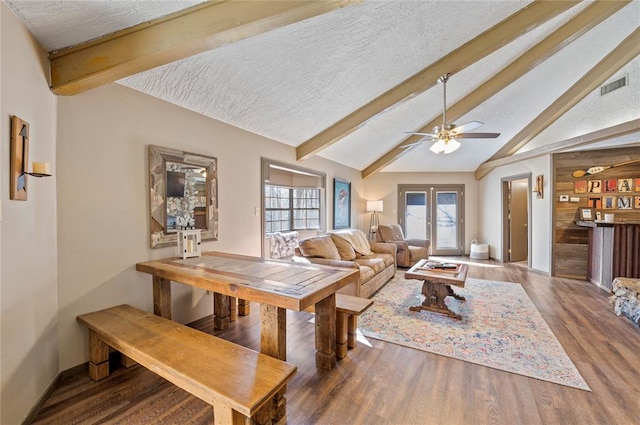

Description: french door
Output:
[398,184,465,256]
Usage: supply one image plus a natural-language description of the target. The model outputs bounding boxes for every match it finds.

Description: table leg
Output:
[315,294,337,370]
[260,304,287,422]
[447,286,466,301]
[260,304,286,360]
[410,281,462,320]
[152,276,171,319]
[213,293,231,330]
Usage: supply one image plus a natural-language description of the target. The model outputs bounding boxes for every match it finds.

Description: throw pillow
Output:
[298,235,340,260]
[331,234,357,260]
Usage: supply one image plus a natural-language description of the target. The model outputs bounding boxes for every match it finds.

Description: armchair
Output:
[376,224,430,267]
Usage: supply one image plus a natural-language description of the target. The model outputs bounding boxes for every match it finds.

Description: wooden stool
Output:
[335,294,374,359]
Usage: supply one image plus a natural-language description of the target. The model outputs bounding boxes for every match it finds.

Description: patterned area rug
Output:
[358,273,590,391]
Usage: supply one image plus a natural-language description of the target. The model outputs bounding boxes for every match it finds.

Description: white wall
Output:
[363,172,479,254]
[0,3,59,424]
[56,83,362,372]
[478,156,552,273]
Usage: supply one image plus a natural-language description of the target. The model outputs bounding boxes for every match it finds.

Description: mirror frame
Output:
[149,144,218,248]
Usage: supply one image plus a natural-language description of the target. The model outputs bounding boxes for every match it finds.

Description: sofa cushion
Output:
[298,235,340,260]
[354,257,386,274]
[374,253,395,268]
[330,229,373,256]
[379,224,405,241]
[331,234,357,260]
[358,265,375,283]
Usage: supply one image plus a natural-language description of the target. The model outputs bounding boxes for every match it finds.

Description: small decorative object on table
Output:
[421,260,458,271]
[177,228,201,259]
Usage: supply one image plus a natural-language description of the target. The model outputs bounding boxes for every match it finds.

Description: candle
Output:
[32,162,50,175]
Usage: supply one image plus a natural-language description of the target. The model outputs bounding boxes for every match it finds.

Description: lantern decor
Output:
[177,229,202,259]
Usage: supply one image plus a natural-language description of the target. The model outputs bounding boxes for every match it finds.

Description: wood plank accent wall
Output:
[553,146,640,279]
[613,224,640,278]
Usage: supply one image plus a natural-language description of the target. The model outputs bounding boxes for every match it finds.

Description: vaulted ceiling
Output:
[6,0,640,178]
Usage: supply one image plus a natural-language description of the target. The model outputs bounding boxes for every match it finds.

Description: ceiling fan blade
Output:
[400,141,424,149]
[455,132,501,139]
[405,132,435,137]
[451,121,483,133]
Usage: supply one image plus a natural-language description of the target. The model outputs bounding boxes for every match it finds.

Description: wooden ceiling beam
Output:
[362,0,628,179]
[474,119,640,180]
[484,27,640,165]
[296,0,580,162]
[49,0,358,96]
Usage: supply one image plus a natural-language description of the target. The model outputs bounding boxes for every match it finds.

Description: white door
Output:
[399,185,465,256]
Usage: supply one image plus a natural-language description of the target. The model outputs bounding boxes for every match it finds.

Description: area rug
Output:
[358,274,591,391]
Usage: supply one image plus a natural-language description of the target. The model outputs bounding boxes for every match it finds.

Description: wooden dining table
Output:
[135,251,359,371]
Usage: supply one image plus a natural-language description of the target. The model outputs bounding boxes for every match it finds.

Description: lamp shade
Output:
[429,139,446,154]
[443,138,461,154]
[366,200,383,212]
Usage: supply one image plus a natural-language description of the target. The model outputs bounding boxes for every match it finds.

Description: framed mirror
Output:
[149,145,218,248]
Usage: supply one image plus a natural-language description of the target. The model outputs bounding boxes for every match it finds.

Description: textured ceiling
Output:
[6,0,640,174]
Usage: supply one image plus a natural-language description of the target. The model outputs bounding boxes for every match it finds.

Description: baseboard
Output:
[528,267,551,276]
[22,363,87,425]
[589,278,613,293]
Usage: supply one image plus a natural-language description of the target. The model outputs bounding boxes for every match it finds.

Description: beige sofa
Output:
[293,229,396,299]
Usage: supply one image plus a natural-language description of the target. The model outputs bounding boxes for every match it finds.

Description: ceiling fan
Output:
[403,73,500,154]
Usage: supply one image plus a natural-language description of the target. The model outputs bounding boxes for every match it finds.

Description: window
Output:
[265,185,320,233]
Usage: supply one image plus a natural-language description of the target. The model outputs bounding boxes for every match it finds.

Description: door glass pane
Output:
[435,191,457,249]
[405,192,427,239]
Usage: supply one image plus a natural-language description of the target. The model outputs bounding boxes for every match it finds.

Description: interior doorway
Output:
[501,175,531,265]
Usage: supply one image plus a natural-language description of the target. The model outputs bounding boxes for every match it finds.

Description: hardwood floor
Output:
[31,260,640,425]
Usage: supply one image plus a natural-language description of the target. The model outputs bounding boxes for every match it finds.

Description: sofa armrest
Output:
[369,241,397,257]
[292,255,359,270]
[405,239,430,249]
[377,241,408,267]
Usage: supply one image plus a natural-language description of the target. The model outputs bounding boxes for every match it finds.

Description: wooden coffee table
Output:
[405,259,468,320]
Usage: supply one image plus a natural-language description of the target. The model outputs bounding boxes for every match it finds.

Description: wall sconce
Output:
[533,175,544,199]
[366,200,383,240]
[10,115,52,201]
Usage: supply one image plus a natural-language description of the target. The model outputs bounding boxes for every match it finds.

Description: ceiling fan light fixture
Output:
[429,137,460,154]
[443,138,461,154]
[429,139,446,154]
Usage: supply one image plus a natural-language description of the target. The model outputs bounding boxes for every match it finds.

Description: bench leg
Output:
[347,315,358,349]
[237,298,250,316]
[336,311,349,359]
[212,400,245,425]
[213,293,231,330]
[88,330,109,381]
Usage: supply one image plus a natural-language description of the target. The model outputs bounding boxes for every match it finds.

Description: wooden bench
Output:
[77,304,297,425]
[305,294,373,358]
[335,294,374,359]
